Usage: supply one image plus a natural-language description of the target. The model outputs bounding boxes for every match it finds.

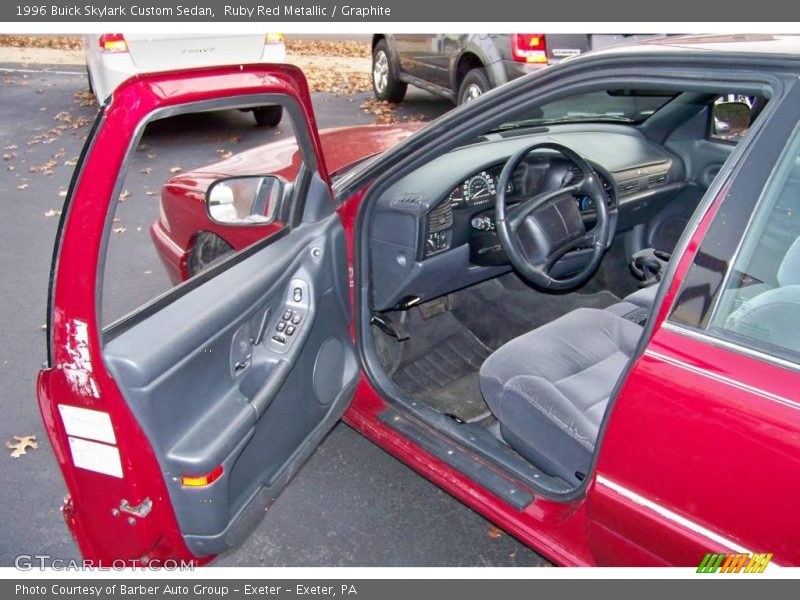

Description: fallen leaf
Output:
[145,191,157,196]
[3,152,17,160]
[140,167,152,174]
[58,190,67,197]
[112,227,126,234]
[216,149,233,159]
[118,190,131,200]
[73,89,97,107]
[16,184,29,190]
[0,34,82,51]
[487,525,503,539]
[285,39,369,58]
[143,270,153,275]
[145,152,157,160]
[169,166,182,174]
[359,98,429,125]
[44,209,61,217]
[5,435,38,458]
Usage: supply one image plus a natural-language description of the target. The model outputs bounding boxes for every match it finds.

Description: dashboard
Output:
[370,125,687,311]
[425,158,615,256]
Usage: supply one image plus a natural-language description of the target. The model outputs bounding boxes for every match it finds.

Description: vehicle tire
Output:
[253,105,283,127]
[457,68,490,105]
[372,39,407,103]
[187,231,235,277]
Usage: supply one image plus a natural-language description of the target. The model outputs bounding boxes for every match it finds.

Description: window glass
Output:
[100,102,299,329]
[671,118,800,362]
[490,90,676,131]
[707,127,800,359]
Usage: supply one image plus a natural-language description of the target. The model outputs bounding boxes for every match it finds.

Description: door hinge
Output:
[118,497,153,519]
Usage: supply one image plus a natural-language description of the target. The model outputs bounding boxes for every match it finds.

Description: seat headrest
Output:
[778,236,800,287]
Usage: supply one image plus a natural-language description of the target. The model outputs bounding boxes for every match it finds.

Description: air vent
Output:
[648,172,668,187]
[618,181,640,197]
[427,198,453,232]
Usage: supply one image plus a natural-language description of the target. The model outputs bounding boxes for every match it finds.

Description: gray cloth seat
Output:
[604,284,659,319]
[479,307,643,483]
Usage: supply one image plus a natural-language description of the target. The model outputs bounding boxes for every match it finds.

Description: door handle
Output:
[248,360,292,417]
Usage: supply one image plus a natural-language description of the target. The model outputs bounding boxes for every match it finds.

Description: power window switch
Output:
[291,313,302,325]
[282,309,292,320]
[285,325,296,336]
[276,321,286,332]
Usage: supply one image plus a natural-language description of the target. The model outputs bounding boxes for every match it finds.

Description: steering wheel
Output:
[495,142,611,290]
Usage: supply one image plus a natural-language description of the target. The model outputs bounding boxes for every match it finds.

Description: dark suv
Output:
[372,34,666,105]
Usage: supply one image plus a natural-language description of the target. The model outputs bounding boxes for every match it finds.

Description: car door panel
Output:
[103,215,356,556]
[38,65,354,563]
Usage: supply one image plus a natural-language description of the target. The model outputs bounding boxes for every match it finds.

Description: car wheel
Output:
[253,105,283,127]
[372,39,407,103]
[457,68,490,105]
[187,231,234,277]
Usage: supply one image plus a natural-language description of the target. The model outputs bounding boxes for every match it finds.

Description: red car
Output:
[151,123,423,284]
[39,35,800,567]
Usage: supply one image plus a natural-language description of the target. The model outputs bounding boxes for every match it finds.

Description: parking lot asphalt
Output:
[0,64,549,567]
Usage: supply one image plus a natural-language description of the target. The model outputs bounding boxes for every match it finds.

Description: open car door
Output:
[37,66,359,564]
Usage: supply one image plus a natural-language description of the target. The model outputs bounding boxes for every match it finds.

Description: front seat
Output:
[479,307,644,483]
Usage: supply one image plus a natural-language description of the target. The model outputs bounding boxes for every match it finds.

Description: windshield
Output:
[492,90,677,131]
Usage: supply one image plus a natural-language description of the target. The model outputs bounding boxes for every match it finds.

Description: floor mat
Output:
[392,330,492,422]
[451,275,621,350]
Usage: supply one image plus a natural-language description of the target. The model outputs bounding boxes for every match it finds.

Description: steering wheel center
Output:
[494,141,611,290]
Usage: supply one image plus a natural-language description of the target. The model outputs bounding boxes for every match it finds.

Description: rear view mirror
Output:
[712,101,752,140]
[207,175,283,226]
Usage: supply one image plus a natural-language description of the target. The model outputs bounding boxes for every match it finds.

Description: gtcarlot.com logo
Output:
[14,554,195,571]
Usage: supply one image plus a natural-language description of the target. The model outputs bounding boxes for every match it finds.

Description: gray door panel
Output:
[104,213,358,556]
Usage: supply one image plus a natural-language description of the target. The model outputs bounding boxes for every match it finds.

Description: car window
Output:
[671,120,800,363]
[491,90,676,131]
[707,127,800,359]
[100,102,301,329]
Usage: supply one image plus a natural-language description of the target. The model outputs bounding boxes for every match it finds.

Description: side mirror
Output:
[712,101,752,140]
[206,175,283,226]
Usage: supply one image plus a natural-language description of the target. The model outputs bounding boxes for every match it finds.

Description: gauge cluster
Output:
[446,160,614,214]
[449,170,500,208]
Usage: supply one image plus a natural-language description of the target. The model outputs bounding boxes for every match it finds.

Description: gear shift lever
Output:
[630,248,671,287]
